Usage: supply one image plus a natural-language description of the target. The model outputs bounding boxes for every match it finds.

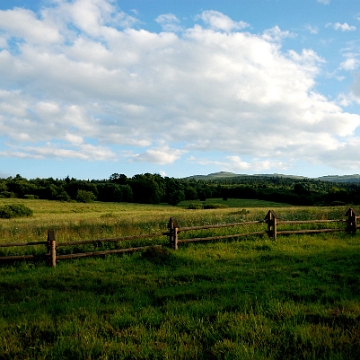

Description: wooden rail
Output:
[0,208,358,267]
[56,232,169,247]
[56,245,162,261]
[0,241,47,248]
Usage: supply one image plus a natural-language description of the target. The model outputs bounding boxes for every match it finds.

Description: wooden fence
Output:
[0,208,358,267]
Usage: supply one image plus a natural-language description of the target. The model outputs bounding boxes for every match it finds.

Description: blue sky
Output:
[1,0,360,180]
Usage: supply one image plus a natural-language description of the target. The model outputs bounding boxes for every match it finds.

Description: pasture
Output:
[0,199,360,359]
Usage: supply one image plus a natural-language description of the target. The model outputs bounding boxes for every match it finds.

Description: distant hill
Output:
[186,171,307,181]
[318,175,360,183]
[187,171,242,180]
[185,172,360,183]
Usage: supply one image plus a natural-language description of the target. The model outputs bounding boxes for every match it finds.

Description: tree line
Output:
[1,173,360,206]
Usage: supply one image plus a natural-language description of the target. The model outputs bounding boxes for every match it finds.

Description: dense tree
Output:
[130,174,163,204]
[97,183,123,202]
[0,172,359,206]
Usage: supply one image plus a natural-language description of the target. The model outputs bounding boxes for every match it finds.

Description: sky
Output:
[1,0,360,180]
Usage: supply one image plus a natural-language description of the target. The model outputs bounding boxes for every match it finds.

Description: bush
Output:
[186,203,204,209]
[24,194,35,199]
[186,203,228,209]
[203,203,228,209]
[76,190,96,203]
[0,191,17,198]
[55,191,71,202]
[0,204,33,219]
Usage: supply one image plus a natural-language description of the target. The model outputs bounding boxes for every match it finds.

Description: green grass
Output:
[1,234,360,359]
[0,199,360,358]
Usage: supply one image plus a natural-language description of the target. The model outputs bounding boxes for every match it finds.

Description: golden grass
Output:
[0,198,357,245]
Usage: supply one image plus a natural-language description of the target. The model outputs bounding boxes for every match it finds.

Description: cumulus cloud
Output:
[156,13,183,32]
[188,155,289,173]
[262,26,295,42]
[0,7,62,44]
[340,57,360,71]
[333,22,356,31]
[198,10,249,32]
[0,143,117,161]
[0,1,360,172]
[129,147,186,165]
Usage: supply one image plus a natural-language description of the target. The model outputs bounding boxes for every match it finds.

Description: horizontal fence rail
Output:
[56,232,170,247]
[56,245,162,261]
[0,208,358,267]
[0,241,48,248]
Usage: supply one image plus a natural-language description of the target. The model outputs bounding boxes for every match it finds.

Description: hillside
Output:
[186,172,360,183]
[319,174,360,183]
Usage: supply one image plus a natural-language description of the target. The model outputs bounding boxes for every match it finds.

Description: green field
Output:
[1,199,360,359]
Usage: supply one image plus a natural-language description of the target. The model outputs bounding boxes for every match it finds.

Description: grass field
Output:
[1,199,360,359]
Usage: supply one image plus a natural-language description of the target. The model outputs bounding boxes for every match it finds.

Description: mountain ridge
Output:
[185,171,360,183]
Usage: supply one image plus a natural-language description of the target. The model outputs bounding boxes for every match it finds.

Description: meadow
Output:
[0,198,359,359]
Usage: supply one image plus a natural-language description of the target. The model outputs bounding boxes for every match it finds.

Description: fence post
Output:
[168,218,179,250]
[47,229,56,267]
[346,208,357,234]
[264,210,278,240]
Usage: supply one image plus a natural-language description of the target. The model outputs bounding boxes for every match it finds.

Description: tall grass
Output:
[0,199,355,256]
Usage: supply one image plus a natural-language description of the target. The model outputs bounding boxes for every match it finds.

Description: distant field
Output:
[178,198,292,208]
[0,198,354,245]
[0,197,291,244]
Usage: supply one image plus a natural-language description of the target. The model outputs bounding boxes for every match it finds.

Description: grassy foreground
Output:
[0,199,360,359]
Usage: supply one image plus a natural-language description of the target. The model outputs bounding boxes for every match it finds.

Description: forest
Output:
[1,172,360,206]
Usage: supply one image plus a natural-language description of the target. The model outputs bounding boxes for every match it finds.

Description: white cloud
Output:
[188,155,289,173]
[262,26,295,42]
[305,25,319,34]
[130,147,186,165]
[340,57,360,71]
[0,8,62,44]
[156,13,183,32]
[317,0,330,4]
[199,10,249,32]
[0,1,360,173]
[0,143,117,161]
[0,36,7,48]
[333,22,356,32]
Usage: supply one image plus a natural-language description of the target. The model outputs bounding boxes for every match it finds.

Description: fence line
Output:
[0,241,47,248]
[0,208,358,267]
[56,245,162,261]
[56,232,169,247]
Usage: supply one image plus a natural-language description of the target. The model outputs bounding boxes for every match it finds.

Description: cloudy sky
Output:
[1,0,360,179]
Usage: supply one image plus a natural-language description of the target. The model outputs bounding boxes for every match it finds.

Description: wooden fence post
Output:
[47,229,56,267]
[346,208,357,234]
[168,218,179,250]
[264,210,278,240]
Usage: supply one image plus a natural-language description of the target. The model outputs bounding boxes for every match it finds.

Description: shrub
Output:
[24,194,35,199]
[0,204,33,219]
[203,203,228,209]
[186,203,228,209]
[55,191,71,202]
[76,190,96,203]
[186,203,204,209]
[0,191,17,198]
